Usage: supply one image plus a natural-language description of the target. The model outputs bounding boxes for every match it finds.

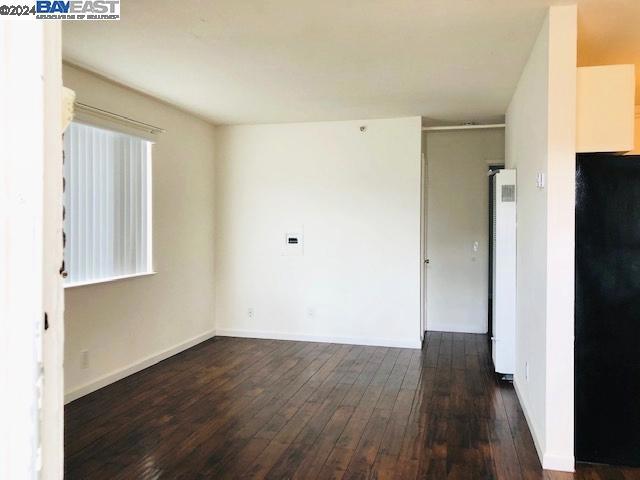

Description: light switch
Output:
[536,172,545,189]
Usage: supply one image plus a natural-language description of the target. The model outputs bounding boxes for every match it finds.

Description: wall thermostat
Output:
[283,229,304,256]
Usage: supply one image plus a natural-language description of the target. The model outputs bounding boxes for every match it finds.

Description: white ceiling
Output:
[62,0,638,126]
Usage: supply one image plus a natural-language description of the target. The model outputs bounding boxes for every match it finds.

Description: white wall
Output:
[505,12,550,459]
[425,129,505,334]
[63,65,217,401]
[506,5,576,472]
[545,5,576,470]
[215,117,422,348]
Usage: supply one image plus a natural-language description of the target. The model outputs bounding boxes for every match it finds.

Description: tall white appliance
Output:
[491,169,516,376]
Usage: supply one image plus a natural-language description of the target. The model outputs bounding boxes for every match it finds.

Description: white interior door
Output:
[425,131,500,334]
[420,151,428,340]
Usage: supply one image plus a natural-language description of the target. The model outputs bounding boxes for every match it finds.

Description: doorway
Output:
[422,128,505,335]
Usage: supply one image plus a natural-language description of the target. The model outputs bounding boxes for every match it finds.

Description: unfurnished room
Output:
[2,1,640,479]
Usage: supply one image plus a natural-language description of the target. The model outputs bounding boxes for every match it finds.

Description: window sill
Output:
[64,271,157,289]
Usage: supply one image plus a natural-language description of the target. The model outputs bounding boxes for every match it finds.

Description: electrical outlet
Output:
[525,361,529,382]
[81,350,89,370]
[247,308,254,319]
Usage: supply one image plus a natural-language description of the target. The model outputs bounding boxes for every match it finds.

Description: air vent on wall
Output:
[502,185,515,202]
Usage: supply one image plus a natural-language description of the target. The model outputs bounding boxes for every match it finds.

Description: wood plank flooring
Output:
[65,332,640,479]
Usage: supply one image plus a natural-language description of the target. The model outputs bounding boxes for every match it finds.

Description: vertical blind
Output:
[63,122,152,285]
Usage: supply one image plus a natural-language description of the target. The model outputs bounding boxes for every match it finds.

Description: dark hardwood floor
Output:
[65,332,640,479]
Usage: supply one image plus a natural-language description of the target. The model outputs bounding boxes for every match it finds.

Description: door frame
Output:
[0,20,64,479]
[420,149,428,341]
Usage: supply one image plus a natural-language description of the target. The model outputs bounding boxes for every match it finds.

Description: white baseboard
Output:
[542,453,575,472]
[64,329,216,404]
[513,379,545,463]
[215,328,422,349]
[426,323,487,334]
[513,379,575,473]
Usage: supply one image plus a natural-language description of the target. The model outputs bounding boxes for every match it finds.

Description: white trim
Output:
[42,22,65,478]
[426,323,487,334]
[215,328,422,349]
[422,123,505,131]
[64,270,156,289]
[514,379,545,464]
[64,329,216,403]
[543,453,575,473]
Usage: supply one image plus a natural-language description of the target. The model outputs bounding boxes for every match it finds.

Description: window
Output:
[63,122,153,287]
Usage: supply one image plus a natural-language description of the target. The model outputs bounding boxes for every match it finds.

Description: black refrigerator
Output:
[575,153,640,466]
